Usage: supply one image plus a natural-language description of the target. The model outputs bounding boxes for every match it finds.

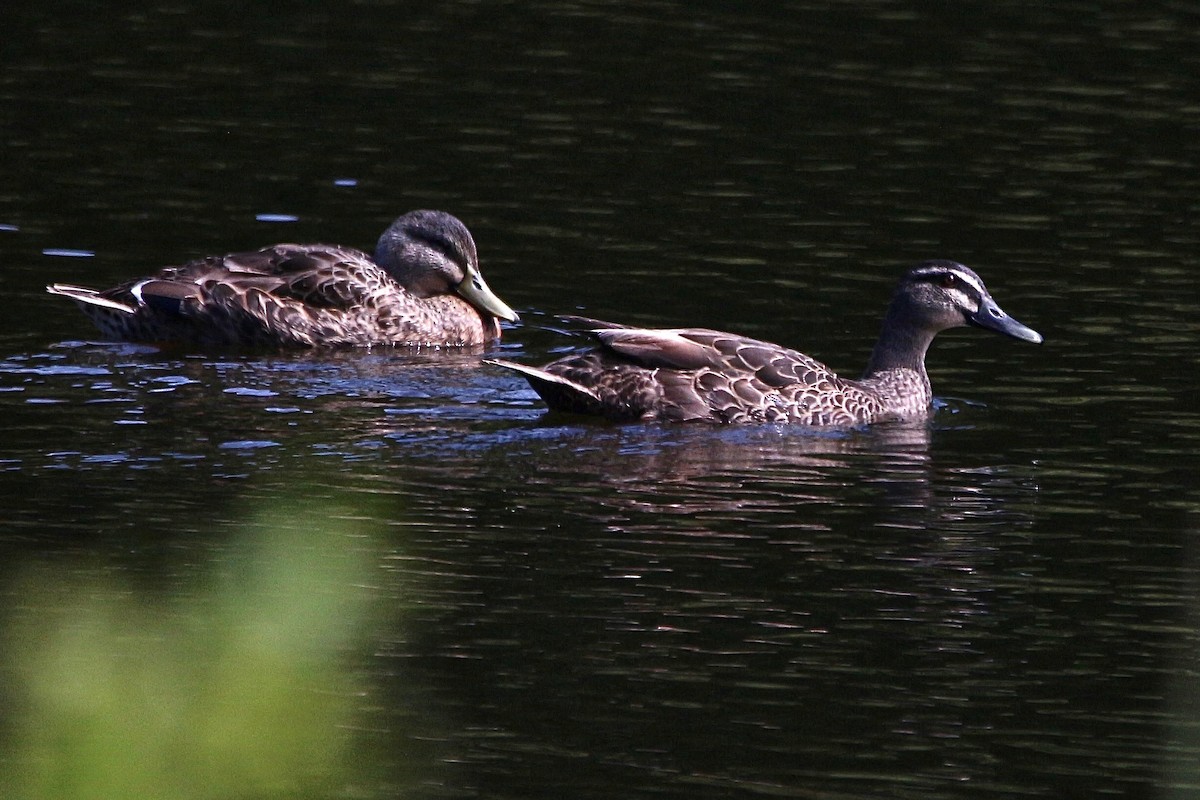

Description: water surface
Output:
[3,2,1199,798]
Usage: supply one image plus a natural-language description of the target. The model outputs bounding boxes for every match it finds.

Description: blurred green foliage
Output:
[1,496,394,800]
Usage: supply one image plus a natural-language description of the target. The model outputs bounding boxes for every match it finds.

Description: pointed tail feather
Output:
[486,358,604,411]
[46,284,136,315]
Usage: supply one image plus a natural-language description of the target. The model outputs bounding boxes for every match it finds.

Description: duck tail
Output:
[46,284,136,315]
[486,359,603,408]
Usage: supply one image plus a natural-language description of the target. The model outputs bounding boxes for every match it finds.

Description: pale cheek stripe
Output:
[956,272,987,296]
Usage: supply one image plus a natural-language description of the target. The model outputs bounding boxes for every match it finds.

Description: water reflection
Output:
[0,342,499,472]
[370,416,1049,798]
[5,271,1185,800]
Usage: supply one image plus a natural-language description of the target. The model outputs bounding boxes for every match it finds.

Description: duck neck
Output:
[861,304,935,380]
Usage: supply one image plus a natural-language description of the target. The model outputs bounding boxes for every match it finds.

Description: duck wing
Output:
[64,244,392,346]
[594,327,837,388]
[174,245,385,310]
[118,244,383,321]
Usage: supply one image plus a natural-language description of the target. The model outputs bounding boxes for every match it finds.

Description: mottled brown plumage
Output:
[490,261,1043,426]
[47,210,518,348]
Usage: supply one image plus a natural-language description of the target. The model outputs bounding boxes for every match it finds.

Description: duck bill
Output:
[968,297,1043,344]
[457,268,519,323]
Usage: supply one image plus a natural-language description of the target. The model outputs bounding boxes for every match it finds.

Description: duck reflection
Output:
[372,409,1042,794]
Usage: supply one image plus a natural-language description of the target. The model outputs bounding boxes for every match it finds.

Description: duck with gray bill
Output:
[47,209,519,348]
[488,260,1042,425]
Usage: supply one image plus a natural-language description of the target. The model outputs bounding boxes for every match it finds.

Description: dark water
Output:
[3,2,1200,798]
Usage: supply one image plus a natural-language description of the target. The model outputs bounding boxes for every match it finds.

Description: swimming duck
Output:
[488,260,1042,425]
[46,209,519,348]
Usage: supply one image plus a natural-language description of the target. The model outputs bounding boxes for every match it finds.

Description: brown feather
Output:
[46,211,516,348]
[491,261,1042,426]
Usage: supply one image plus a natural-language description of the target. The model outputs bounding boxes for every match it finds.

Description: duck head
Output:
[375,210,519,323]
[899,260,1043,344]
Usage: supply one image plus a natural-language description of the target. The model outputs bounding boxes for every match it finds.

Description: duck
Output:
[488,260,1042,425]
[46,209,519,348]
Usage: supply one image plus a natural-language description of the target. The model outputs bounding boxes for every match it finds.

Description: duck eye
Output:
[939,273,958,289]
